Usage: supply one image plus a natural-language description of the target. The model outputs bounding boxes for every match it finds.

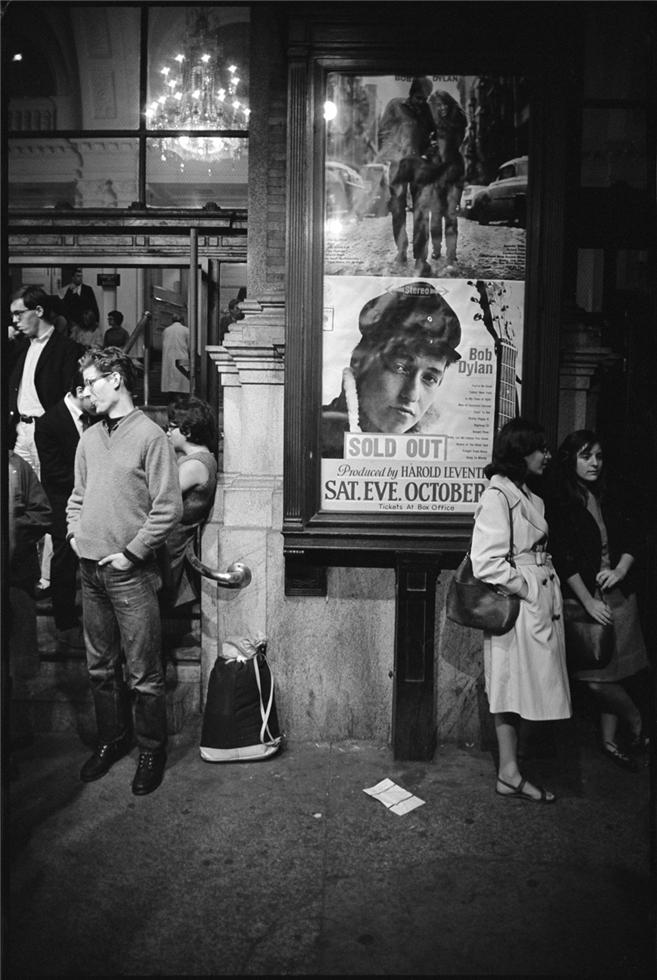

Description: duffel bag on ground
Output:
[200,635,282,762]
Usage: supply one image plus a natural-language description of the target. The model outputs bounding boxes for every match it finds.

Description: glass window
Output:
[5,5,141,131]
[8,139,139,210]
[581,107,647,189]
[147,6,250,132]
[4,3,249,209]
[320,73,529,516]
[146,137,248,208]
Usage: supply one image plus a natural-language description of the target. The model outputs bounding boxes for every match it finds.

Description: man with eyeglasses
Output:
[8,286,83,475]
[66,346,183,795]
[8,286,83,597]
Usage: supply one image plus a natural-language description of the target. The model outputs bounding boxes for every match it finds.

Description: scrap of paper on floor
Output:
[363,778,426,815]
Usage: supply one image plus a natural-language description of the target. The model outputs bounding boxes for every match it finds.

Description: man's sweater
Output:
[66,409,183,562]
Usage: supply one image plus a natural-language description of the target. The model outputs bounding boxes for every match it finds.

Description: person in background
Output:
[424,89,467,266]
[470,418,571,803]
[7,315,28,374]
[7,449,52,762]
[218,298,244,339]
[376,76,436,267]
[546,430,650,771]
[60,267,99,329]
[8,450,53,601]
[104,310,129,348]
[160,315,190,401]
[8,286,83,598]
[8,286,83,474]
[35,368,98,654]
[70,309,104,349]
[161,395,218,607]
[67,346,183,795]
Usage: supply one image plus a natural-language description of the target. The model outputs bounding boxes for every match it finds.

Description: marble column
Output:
[202,298,285,700]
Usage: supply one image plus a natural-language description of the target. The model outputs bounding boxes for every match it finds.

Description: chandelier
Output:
[147,13,250,166]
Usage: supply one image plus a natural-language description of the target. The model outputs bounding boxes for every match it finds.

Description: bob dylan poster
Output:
[320,72,528,515]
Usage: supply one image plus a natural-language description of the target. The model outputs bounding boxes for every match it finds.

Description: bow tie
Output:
[70,285,80,295]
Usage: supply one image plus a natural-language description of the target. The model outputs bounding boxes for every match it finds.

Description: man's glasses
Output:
[82,373,112,392]
[11,308,30,320]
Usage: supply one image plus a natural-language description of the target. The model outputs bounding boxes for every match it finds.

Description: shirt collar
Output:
[31,325,55,346]
[103,414,126,433]
[64,391,83,419]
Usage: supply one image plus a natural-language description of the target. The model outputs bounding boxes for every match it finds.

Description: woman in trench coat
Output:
[470,418,571,803]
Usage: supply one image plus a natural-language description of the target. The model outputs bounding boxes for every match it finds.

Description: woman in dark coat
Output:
[546,430,650,771]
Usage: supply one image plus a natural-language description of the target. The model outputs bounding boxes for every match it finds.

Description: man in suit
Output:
[8,285,83,475]
[35,369,97,652]
[60,267,100,330]
[9,285,83,596]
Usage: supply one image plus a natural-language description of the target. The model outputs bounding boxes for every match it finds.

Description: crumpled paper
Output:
[364,778,426,816]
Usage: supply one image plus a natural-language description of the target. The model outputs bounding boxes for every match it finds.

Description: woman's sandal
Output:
[601,741,638,772]
[495,777,556,804]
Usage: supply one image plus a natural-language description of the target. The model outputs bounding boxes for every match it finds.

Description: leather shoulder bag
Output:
[446,490,520,635]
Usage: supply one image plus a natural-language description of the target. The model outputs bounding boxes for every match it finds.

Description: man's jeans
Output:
[79,558,167,752]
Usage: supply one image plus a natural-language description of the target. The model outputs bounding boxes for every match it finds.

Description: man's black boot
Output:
[80,733,131,782]
[131,749,167,796]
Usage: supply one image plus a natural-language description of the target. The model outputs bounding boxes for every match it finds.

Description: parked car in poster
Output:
[325,161,365,218]
[461,155,528,227]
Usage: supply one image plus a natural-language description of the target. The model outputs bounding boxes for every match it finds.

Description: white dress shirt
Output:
[17,325,55,417]
[64,391,86,438]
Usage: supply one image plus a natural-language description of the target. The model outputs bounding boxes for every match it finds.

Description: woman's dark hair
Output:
[553,429,604,506]
[484,417,546,483]
[167,395,216,451]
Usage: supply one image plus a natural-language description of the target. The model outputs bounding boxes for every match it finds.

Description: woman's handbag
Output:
[562,591,614,671]
[446,491,520,635]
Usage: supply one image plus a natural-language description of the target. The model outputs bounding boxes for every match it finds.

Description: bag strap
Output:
[491,488,515,567]
[252,655,277,745]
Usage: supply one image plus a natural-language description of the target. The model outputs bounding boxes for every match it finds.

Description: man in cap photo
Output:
[376,77,436,267]
[321,281,462,456]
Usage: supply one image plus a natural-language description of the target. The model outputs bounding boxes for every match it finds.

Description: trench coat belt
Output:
[513,552,552,567]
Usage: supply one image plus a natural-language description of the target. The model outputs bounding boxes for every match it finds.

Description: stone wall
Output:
[201,4,491,748]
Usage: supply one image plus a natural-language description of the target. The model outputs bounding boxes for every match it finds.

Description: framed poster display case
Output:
[283,8,572,569]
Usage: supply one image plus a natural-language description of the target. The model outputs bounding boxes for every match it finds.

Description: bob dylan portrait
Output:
[322,281,462,458]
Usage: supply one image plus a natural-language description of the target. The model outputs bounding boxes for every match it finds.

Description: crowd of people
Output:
[7,278,650,801]
[7,281,218,794]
